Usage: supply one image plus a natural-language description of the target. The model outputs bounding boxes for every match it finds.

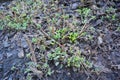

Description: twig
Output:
[29,66,43,79]
[79,18,92,36]
[24,34,37,63]
[79,23,89,36]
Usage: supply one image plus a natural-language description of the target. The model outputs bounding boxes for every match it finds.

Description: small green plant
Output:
[68,32,78,42]
[105,7,116,21]
[1,0,43,30]
[47,47,67,66]
[76,8,91,23]
[26,53,31,59]
[62,14,69,20]
[106,14,116,21]
[111,14,116,20]
[53,28,67,40]
[32,37,38,43]
[67,55,92,68]
[53,30,61,40]
[26,73,32,80]
[4,2,30,30]
[42,63,54,76]
[106,7,116,13]
[0,20,4,30]
[116,26,120,31]
[67,56,83,67]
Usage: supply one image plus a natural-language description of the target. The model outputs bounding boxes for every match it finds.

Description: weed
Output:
[26,73,32,80]
[67,55,92,68]
[53,31,61,40]
[76,8,91,24]
[1,0,95,78]
[106,7,116,13]
[0,20,4,30]
[67,56,82,67]
[32,37,38,43]
[62,14,69,20]
[42,63,54,76]
[1,0,43,30]
[47,47,67,66]
[105,7,116,21]
[106,14,116,21]
[116,26,120,31]
[53,28,67,40]
[68,32,78,43]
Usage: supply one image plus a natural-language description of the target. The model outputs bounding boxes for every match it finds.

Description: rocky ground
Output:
[0,0,120,80]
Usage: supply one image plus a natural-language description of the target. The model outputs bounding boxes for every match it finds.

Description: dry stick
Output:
[79,23,89,35]
[24,34,43,78]
[29,66,43,79]
[79,18,92,36]
[24,34,37,63]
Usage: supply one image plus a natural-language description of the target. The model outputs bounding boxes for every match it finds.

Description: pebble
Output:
[21,38,28,48]
[18,49,24,58]
[3,41,10,48]
[97,36,103,45]
[6,50,18,58]
[0,5,5,10]
[0,54,3,61]
[71,3,79,10]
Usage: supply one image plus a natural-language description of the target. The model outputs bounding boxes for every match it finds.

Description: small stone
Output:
[0,5,5,10]
[71,3,79,10]
[3,41,10,48]
[6,52,13,58]
[118,65,120,69]
[74,13,80,18]
[6,50,18,58]
[91,5,99,10]
[18,49,24,58]
[21,38,28,48]
[0,54,3,61]
[45,40,52,46]
[98,36,103,45]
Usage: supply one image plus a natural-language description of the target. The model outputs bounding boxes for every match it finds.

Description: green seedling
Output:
[67,55,84,68]
[68,32,78,43]
[0,20,4,30]
[76,8,91,24]
[1,0,43,30]
[106,7,116,13]
[67,55,92,68]
[26,73,32,80]
[111,14,116,20]
[47,47,67,66]
[32,37,38,43]
[62,14,69,20]
[116,26,120,31]
[53,28,67,40]
[42,63,54,76]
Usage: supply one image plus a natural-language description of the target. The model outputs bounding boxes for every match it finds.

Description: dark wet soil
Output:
[0,0,120,80]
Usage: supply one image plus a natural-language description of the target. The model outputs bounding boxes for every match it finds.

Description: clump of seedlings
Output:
[0,0,97,79]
